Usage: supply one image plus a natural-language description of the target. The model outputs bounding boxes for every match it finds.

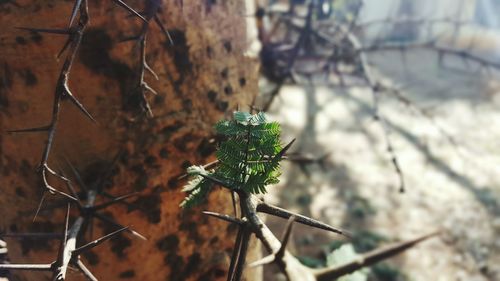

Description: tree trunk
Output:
[0,1,260,280]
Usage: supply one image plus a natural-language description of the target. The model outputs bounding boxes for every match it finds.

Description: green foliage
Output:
[181,111,284,208]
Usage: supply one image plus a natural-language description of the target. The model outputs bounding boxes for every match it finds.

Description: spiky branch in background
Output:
[0,158,146,280]
[122,0,174,117]
[181,111,438,281]
[2,0,158,279]
[255,0,500,193]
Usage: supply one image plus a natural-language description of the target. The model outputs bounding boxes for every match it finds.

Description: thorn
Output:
[145,62,159,80]
[143,82,158,95]
[45,164,70,182]
[276,215,295,258]
[0,233,62,239]
[247,216,296,268]
[227,226,244,281]
[63,86,96,123]
[119,35,141,42]
[256,202,350,237]
[0,264,53,271]
[33,192,47,222]
[92,192,139,211]
[68,0,84,28]
[275,138,296,160]
[202,211,244,225]
[154,15,174,45]
[231,191,238,218]
[93,212,147,240]
[57,37,73,59]
[75,259,97,281]
[112,0,147,22]
[65,159,88,192]
[232,230,251,281]
[61,203,71,250]
[7,125,51,133]
[199,173,234,189]
[247,254,275,268]
[72,227,128,256]
[315,231,440,279]
[15,27,70,35]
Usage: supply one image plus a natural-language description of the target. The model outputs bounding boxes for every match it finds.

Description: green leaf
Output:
[181,111,288,207]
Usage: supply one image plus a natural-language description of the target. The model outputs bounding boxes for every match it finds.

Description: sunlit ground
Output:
[261,48,500,281]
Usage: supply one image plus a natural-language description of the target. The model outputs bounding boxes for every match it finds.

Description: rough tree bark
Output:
[0,0,260,280]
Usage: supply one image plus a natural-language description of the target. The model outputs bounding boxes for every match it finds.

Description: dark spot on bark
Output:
[184,253,201,277]
[215,100,228,112]
[20,221,56,254]
[181,160,192,170]
[215,268,226,277]
[79,28,135,112]
[145,155,157,167]
[223,41,232,53]
[197,138,215,158]
[15,187,25,197]
[30,31,42,43]
[197,267,227,281]
[165,254,185,281]
[83,160,115,192]
[173,134,196,152]
[179,220,201,241]
[0,63,13,110]
[109,232,132,258]
[168,29,192,83]
[20,159,31,178]
[20,69,37,86]
[183,99,192,112]
[83,250,99,266]
[224,85,233,95]
[205,0,216,14]
[119,149,130,165]
[239,77,246,87]
[209,237,219,245]
[133,171,148,191]
[220,68,228,79]
[206,46,213,58]
[15,36,26,45]
[168,178,178,190]
[154,93,165,105]
[119,270,135,278]
[132,193,162,224]
[159,148,169,159]
[207,90,217,102]
[157,234,179,252]
[226,222,239,234]
[161,122,182,138]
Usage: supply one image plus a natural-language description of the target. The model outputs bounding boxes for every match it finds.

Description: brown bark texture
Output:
[0,0,259,280]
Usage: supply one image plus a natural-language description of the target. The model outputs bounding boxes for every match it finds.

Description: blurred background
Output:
[252,0,500,280]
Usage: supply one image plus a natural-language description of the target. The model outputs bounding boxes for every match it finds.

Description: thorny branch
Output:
[7,0,149,212]
[0,162,146,280]
[256,0,500,193]
[202,186,438,281]
[190,129,437,281]
[122,0,174,117]
[3,1,150,278]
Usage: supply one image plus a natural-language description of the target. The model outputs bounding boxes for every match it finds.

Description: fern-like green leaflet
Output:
[180,111,284,208]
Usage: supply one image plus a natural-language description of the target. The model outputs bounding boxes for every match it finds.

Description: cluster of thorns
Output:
[1,0,170,280]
